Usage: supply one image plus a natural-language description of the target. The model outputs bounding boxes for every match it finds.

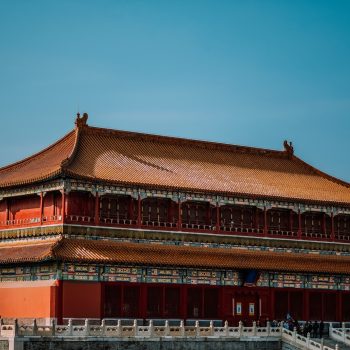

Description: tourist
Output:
[303,321,310,337]
[319,321,324,338]
[312,321,319,338]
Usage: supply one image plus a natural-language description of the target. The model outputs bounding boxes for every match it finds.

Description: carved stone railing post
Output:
[342,322,346,331]
[116,319,121,337]
[133,319,137,337]
[266,321,271,336]
[224,320,229,337]
[320,337,324,350]
[253,321,257,336]
[195,321,200,337]
[293,327,297,342]
[306,332,310,347]
[68,319,73,336]
[84,319,89,336]
[149,320,154,338]
[101,319,106,336]
[209,320,214,336]
[180,320,185,337]
[238,321,243,338]
[164,320,170,336]
[335,345,339,350]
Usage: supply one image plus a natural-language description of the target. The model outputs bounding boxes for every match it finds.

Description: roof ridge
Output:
[60,127,81,170]
[292,155,350,189]
[0,129,76,174]
[83,124,288,157]
[48,235,64,260]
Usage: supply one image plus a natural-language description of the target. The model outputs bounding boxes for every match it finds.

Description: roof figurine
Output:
[283,140,294,157]
[75,112,88,128]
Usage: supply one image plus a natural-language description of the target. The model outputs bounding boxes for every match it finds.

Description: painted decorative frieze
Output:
[62,264,99,281]
[1,261,350,291]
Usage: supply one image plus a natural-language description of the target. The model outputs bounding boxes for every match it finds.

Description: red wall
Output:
[67,192,95,217]
[0,281,58,318]
[0,280,348,322]
[10,195,40,220]
[43,192,62,218]
[62,281,102,318]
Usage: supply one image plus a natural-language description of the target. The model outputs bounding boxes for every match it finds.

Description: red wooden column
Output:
[216,203,220,233]
[218,286,225,321]
[94,192,100,226]
[39,192,44,225]
[61,190,66,223]
[177,198,182,231]
[5,198,9,223]
[180,285,188,319]
[140,284,147,319]
[336,291,342,322]
[269,289,275,321]
[263,207,268,236]
[297,209,302,239]
[331,211,335,241]
[137,194,142,228]
[303,289,309,321]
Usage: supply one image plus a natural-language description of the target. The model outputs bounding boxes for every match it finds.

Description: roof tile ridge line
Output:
[47,234,65,260]
[60,126,82,171]
[0,129,76,174]
[292,154,350,188]
[85,125,286,157]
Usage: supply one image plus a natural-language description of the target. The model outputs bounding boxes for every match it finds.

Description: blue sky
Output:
[0,0,349,181]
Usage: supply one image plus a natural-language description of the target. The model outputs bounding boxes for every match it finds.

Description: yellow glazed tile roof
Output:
[0,116,349,205]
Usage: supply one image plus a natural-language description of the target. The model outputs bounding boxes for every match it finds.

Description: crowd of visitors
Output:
[271,313,325,338]
[240,314,326,339]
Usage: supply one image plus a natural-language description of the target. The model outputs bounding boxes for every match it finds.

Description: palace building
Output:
[0,113,350,324]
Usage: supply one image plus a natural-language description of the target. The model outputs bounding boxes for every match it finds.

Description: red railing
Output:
[1,214,350,244]
[181,222,215,231]
[221,223,264,235]
[43,215,62,223]
[142,220,177,229]
[0,215,62,229]
[65,215,94,224]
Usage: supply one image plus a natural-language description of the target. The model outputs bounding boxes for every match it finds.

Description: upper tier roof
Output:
[1,114,350,205]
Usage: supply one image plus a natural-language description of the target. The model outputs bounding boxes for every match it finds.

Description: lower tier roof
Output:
[0,236,349,275]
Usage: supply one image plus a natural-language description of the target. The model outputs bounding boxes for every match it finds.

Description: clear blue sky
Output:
[0,0,349,181]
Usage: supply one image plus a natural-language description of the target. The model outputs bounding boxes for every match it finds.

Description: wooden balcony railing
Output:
[65,215,94,224]
[0,215,62,229]
[1,213,350,244]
